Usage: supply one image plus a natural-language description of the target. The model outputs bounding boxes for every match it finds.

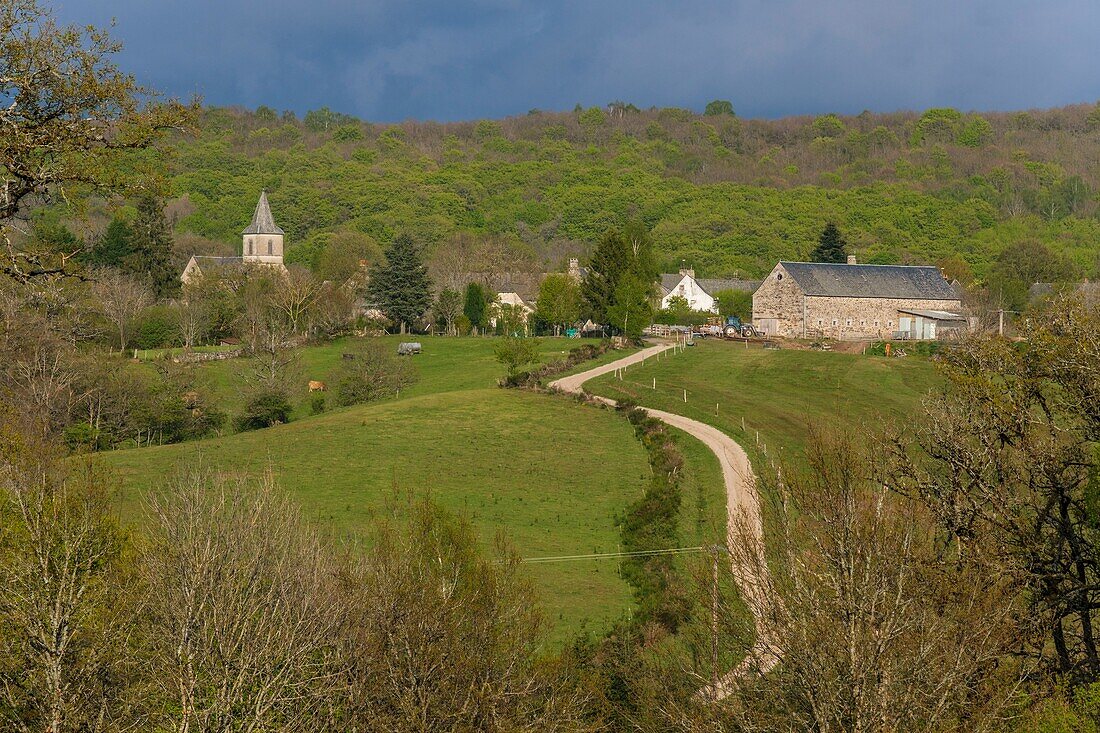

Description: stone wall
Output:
[802,296,962,340]
[753,261,963,339]
[752,263,804,336]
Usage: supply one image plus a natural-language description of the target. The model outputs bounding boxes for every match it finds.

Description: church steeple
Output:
[242,190,284,236]
[241,190,285,263]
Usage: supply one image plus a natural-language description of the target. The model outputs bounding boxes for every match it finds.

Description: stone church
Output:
[752,257,964,340]
[180,191,288,284]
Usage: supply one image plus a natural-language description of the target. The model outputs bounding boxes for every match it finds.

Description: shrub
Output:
[310,393,326,415]
[333,342,417,407]
[234,388,292,432]
[134,306,180,349]
[494,337,542,378]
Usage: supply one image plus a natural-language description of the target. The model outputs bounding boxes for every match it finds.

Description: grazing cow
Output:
[308,380,326,393]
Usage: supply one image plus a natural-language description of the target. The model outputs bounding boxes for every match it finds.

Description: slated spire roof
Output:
[242,191,284,235]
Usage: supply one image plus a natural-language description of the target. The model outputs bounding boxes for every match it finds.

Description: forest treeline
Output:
[63,100,1100,282]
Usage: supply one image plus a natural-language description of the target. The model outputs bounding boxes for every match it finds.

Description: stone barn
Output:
[752,258,963,340]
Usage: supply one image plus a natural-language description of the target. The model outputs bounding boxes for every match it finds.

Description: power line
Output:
[519,546,707,564]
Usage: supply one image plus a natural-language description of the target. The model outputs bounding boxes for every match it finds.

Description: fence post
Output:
[652,377,656,390]
[741,416,746,431]
[683,389,687,403]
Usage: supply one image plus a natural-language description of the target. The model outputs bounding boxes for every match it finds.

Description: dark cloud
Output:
[54,0,1100,121]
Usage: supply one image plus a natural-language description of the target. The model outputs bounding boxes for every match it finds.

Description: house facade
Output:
[658,268,760,313]
[181,191,288,284]
[752,258,963,340]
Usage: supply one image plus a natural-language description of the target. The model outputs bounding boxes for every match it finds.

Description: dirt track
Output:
[549,342,774,694]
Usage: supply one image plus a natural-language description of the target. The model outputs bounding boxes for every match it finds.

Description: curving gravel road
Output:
[549,342,774,694]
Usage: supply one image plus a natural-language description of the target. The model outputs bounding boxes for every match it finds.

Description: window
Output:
[846,319,852,327]
[860,320,866,327]
[267,239,273,255]
[874,320,879,327]
[776,273,784,281]
[832,319,838,326]
[888,320,894,328]
[817,319,823,326]
[247,238,252,255]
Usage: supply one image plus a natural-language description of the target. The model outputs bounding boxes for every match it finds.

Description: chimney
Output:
[679,267,695,279]
[847,255,857,265]
[568,258,581,280]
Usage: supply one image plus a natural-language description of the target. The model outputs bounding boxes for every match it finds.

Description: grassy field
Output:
[153,335,629,423]
[587,339,941,464]
[109,336,650,639]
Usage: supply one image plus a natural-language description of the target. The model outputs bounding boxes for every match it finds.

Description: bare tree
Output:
[331,501,592,732]
[140,468,345,733]
[173,294,209,349]
[271,265,322,334]
[712,429,1025,733]
[91,268,151,351]
[0,430,143,733]
[893,294,1100,681]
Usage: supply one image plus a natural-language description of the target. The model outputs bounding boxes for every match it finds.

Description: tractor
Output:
[723,316,763,338]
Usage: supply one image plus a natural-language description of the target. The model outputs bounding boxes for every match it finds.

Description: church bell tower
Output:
[242,190,284,265]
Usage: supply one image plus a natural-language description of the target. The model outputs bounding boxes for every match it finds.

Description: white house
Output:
[658,268,760,313]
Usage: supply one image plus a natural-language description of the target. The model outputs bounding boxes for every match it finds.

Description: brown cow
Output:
[308,380,326,393]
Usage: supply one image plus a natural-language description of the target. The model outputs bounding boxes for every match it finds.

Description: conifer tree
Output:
[463,282,489,333]
[128,195,177,298]
[367,233,432,333]
[581,222,657,334]
[87,219,134,269]
[811,222,848,263]
[580,230,631,325]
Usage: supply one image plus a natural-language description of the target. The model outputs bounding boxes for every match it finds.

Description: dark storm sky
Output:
[55,0,1100,122]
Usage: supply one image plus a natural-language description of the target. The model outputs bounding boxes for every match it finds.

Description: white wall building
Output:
[658,268,760,313]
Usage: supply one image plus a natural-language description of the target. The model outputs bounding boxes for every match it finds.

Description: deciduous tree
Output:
[535,273,580,336]
[0,0,193,282]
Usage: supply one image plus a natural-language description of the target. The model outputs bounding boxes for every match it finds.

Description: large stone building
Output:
[658,268,760,313]
[752,258,963,340]
[180,191,288,284]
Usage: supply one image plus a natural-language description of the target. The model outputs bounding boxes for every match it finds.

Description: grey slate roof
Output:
[698,278,761,294]
[779,262,958,300]
[192,256,242,267]
[242,191,284,235]
[659,273,684,293]
[659,273,760,296]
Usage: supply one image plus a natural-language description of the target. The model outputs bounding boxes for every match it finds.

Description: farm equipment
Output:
[723,316,764,339]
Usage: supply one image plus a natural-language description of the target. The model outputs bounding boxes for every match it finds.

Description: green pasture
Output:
[587,339,941,464]
[148,335,627,423]
[109,337,649,639]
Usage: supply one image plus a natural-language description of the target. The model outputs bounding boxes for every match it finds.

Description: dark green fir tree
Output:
[88,218,134,269]
[127,195,177,298]
[463,282,489,332]
[368,233,432,333]
[810,222,848,263]
[580,230,631,325]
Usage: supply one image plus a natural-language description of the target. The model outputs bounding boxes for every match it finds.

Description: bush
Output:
[234,389,292,432]
[333,342,417,407]
[134,306,180,349]
[494,337,542,378]
[310,393,326,415]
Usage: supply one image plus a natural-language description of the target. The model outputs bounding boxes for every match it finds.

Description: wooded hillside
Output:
[54,102,1100,280]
